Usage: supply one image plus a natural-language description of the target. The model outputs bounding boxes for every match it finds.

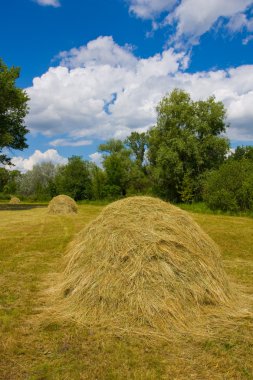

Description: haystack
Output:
[47,195,77,215]
[9,196,21,204]
[53,196,233,336]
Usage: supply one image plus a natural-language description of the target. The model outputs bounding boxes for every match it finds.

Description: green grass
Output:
[0,205,252,379]
[178,201,253,218]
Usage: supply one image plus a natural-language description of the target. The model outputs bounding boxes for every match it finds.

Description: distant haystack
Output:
[53,196,233,336]
[48,195,77,215]
[9,197,21,204]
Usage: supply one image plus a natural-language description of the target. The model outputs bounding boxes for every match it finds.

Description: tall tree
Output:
[90,163,107,200]
[55,156,92,200]
[17,162,57,200]
[125,132,147,168]
[148,89,229,201]
[99,139,132,196]
[0,59,29,164]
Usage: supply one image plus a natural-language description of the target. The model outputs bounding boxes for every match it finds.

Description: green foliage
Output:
[89,164,107,200]
[229,145,253,161]
[203,160,253,212]
[99,139,133,196]
[148,89,229,201]
[0,58,29,164]
[0,168,9,192]
[125,131,148,168]
[0,192,11,201]
[17,162,57,200]
[55,156,92,200]
[0,168,21,195]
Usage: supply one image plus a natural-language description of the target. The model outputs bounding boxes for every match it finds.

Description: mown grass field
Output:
[0,204,253,379]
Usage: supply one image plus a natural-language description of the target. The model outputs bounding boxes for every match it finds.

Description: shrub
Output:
[203,160,253,212]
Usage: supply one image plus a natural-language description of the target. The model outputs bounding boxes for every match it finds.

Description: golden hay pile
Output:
[52,196,235,337]
[9,197,21,204]
[47,195,77,215]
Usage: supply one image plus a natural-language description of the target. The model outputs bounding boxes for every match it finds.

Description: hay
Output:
[9,197,21,204]
[52,196,235,337]
[47,195,77,215]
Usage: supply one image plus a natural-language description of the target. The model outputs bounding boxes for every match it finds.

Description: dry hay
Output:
[50,196,243,338]
[9,197,21,204]
[47,195,77,215]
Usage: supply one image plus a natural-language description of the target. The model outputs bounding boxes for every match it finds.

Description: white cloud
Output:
[129,0,177,19]
[26,36,187,141]
[58,36,137,69]
[89,152,103,168]
[128,0,253,46]
[243,34,253,44]
[34,0,61,7]
[49,138,92,147]
[169,0,253,45]
[26,37,253,146]
[6,149,67,173]
[227,12,253,33]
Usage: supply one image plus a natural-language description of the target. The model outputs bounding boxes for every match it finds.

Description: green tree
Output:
[0,59,29,164]
[230,145,253,161]
[99,139,133,197]
[90,163,107,200]
[0,168,9,192]
[55,156,92,200]
[203,160,253,212]
[17,162,57,200]
[3,169,21,194]
[148,89,229,201]
[125,132,148,168]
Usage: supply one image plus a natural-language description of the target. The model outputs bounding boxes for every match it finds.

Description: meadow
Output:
[0,204,252,379]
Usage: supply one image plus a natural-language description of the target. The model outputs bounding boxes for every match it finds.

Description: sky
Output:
[1,0,253,171]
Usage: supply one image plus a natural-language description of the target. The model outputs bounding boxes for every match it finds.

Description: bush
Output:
[203,160,253,212]
[0,192,11,201]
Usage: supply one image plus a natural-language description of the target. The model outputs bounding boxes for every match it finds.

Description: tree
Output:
[230,145,253,161]
[0,59,29,164]
[125,132,148,169]
[17,162,57,200]
[99,139,133,197]
[2,169,21,195]
[55,156,92,200]
[203,160,253,212]
[148,89,229,201]
[89,163,107,200]
[0,168,9,192]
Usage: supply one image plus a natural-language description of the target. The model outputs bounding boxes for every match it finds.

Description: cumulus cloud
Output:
[58,36,137,69]
[89,152,103,168]
[26,36,253,145]
[128,0,253,46]
[26,36,187,141]
[34,0,61,7]
[168,0,253,45]
[6,149,67,172]
[129,0,177,19]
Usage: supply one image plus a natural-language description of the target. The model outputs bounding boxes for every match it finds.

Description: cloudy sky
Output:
[1,0,253,171]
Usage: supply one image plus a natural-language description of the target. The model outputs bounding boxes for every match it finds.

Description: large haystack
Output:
[48,195,77,215]
[9,197,21,204]
[53,196,233,336]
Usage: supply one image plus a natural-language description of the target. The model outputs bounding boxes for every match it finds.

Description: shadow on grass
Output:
[0,204,47,211]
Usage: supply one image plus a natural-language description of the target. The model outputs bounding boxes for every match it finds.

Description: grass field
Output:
[0,204,253,379]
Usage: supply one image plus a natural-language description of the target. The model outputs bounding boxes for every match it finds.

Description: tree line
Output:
[1,58,253,212]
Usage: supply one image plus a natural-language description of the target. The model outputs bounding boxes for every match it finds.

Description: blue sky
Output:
[1,0,253,171]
